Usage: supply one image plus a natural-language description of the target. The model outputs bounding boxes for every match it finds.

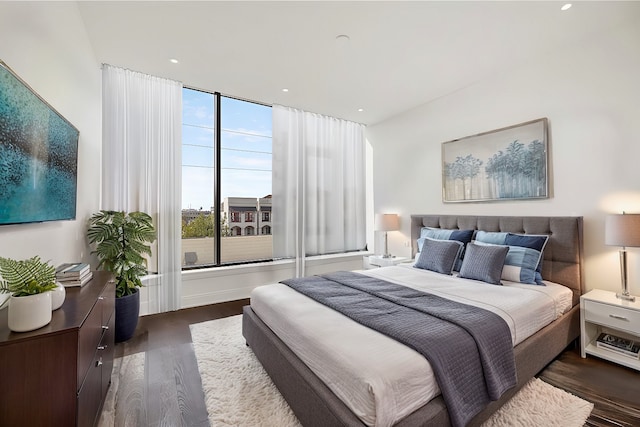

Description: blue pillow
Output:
[458,242,509,285]
[504,233,548,252]
[414,238,463,275]
[475,231,549,285]
[474,231,508,245]
[417,227,474,271]
[474,241,544,285]
[505,233,549,283]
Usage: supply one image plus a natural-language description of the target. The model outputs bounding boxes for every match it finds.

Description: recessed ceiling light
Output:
[561,3,572,11]
[357,108,364,112]
[282,88,289,92]
[169,58,179,64]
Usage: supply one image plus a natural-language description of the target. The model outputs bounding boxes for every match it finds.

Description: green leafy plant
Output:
[0,256,57,306]
[87,210,156,298]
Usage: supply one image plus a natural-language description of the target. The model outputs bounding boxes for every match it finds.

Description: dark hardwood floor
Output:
[110,300,640,427]
[539,348,640,427]
[112,299,249,427]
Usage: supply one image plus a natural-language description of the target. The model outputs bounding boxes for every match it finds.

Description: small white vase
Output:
[51,282,66,310]
[8,292,52,332]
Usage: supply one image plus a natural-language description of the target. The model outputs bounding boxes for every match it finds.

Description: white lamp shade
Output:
[375,214,399,232]
[606,214,640,247]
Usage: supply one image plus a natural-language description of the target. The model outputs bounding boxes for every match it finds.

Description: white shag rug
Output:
[190,314,594,427]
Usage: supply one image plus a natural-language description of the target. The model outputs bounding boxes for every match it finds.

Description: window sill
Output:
[181,250,371,280]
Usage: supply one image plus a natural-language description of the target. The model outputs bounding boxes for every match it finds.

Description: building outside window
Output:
[262,211,270,222]
[181,89,272,267]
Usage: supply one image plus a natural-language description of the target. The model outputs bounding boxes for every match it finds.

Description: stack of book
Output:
[596,332,640,360]
[56,263,93,287]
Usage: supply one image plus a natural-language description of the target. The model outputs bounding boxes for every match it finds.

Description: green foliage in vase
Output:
[87,210,157,298]
[0,256,57,306]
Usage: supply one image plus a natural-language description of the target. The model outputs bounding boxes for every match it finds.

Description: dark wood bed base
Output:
[243,215,584,426]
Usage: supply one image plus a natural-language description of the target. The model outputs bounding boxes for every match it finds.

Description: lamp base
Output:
[616,249,636,302]
[616,292,636,302]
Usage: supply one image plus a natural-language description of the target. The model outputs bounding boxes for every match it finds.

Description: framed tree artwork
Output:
[442,118,548,203]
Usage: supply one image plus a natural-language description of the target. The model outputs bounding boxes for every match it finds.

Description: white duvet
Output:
[250,264,573,427]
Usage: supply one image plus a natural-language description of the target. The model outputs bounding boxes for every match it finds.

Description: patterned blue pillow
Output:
[505,233,549,283]
[474,231,508,245]
[417,228,474,271]
[473,241,543,285]
[414,238,463,275]
[504,233,548,252]
[458,242,509,285]
[475,231,549,285]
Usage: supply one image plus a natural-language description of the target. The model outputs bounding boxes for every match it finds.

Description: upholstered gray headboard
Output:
[411,215,585,305]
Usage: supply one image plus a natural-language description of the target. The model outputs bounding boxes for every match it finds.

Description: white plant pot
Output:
[8,292,52,332]
[51,282,66,311]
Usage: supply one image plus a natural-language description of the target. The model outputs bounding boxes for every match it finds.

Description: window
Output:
[182,89,272,268]
[262,211,270,222]
[262,225,271,235]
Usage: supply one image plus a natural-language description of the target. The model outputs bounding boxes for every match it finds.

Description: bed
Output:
[242,215,584,426]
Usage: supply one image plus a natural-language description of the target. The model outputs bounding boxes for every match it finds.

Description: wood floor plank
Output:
[115,352,148,426]
[146,346,182,426]
[172,343,210,427]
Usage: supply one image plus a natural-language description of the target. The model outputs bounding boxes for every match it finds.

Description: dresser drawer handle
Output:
[98,296,104,300]
[609,314,628,321]
[98,345,107,350]
[96,358,103,367]
[102,325,109,330]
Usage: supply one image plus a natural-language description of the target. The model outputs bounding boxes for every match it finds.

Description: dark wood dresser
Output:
[0,271,115,426]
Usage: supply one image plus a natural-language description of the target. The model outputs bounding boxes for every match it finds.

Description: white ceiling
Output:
[77,1,640,125]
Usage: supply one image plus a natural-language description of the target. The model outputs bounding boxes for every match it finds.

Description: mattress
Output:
[249,265,574,427]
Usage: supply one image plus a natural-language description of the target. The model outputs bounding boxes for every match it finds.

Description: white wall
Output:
[367,21,640,294]
[0,3,102,270]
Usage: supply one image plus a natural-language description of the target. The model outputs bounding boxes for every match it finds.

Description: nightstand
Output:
[580,289,640,371]
[363,255,410,269]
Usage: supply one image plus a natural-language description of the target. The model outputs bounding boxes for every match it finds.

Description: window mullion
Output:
[214,92,222,266]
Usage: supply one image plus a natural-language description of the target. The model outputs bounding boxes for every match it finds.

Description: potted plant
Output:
[87,210,156,342]
[0,256,58,332]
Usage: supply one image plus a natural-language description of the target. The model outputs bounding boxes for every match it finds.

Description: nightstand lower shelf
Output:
[583,342,640,371]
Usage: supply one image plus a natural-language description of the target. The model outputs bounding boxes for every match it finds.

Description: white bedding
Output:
[250,264,574,427]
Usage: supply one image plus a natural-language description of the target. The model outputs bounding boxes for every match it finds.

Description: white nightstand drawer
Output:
[583,300,640,334]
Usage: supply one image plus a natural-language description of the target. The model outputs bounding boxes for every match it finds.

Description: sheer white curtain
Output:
[272,105,366,277]
[102,64,183,312]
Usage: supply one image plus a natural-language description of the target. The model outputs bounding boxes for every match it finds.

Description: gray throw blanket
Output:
[281,271,516,427]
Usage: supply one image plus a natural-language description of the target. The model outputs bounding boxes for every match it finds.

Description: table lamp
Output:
[375,213,399,258]
[605,212,640,302]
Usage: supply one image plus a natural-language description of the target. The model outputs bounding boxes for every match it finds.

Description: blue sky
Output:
[182,89,272,210]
